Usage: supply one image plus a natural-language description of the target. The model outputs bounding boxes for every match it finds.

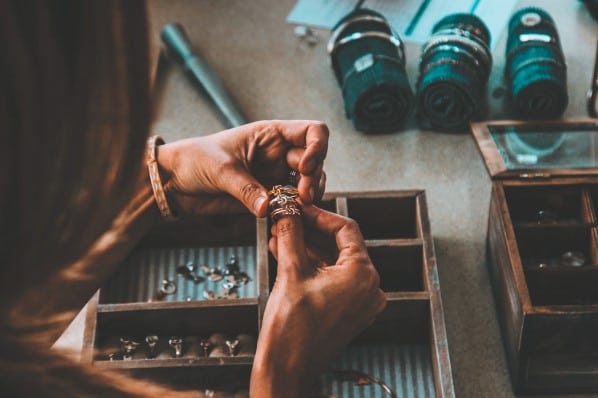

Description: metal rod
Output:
[161,23,247,128]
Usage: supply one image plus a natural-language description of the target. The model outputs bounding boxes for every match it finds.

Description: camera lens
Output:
[506,7,567,119]
[416,14,492,132]
[328,8,413,134]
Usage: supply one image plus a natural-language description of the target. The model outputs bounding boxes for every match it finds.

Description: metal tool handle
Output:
[161,23,246,128]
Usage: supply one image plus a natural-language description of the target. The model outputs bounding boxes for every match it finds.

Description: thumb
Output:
[275,214,310,281]
[223,167,269,217]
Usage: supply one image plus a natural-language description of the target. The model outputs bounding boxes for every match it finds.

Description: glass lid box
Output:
[470,119,598,178]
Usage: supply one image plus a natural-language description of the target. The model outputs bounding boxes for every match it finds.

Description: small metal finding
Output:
[221,284,239,299]
[561,251,586,267]
[288,169,300,186]
[200,339,212,358]
[120,338,140,360]
[225,339,240,356]
[200,264,212,275]
[185,261,197,272]
[330,369,397,398]
[108,352,121,361]
[168,336,184,358]
[176,265,205,283]
[294,25,319,46]
[536,210,558,224]
[161,279,177,295]
[145,335,159,358]
[148,279,177,302]
[208,268,223,282]
[238,272,251,285]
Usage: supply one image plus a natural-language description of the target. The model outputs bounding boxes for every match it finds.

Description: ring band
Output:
[268,185,303,222]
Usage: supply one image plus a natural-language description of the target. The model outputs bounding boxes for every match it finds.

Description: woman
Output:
[0,1,385,396]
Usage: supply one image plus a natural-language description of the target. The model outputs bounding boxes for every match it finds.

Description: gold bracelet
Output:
[147,135,177,221]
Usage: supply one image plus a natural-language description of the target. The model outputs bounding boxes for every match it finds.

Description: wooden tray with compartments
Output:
[471,119,598,394]
[82,190,455,397]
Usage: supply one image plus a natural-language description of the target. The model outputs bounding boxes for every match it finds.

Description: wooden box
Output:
[471,119,598,394]
[83,191,455,397]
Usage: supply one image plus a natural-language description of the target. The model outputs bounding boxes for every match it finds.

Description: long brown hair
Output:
[0,1,196,396]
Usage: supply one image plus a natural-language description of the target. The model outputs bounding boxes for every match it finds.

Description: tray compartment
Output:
[320,343,436,398]
[367,244,424,292]
[514,224,598,305]
[505,185,588,225]
[346,196,418,240]
[100,246,257,304]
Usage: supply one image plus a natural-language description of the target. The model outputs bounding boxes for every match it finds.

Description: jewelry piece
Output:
[120,338,140,360]
[204,390,215,398]
[268,185,302,222]
[145,335,159,358]
[160,279,177,295]
[203,290,217,300]
[238,272,251,284]
[270,206,302,221]
[200,339,212,357]
[561,251,586,267]
[288,169,300,186]
[176,265,205,283]
[208,267,223,282]
[225,255,240,274]
[186,296,193,302]
[168,336,184,358]
[149,279,177,302]
[221,284,239,299]
[185,261,197,272]
[536,210,558,224]
[330,369,396,398]
[108,352,121,361]
[146,135,177,221]
[294,25,318,46]
[200,264,212,275]
[225,339,240,356]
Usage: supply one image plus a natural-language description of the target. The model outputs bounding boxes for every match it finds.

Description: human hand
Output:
[156,120,328,217]
[250,206,386,398]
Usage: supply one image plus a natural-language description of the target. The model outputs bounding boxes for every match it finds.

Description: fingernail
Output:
[253,195,267,213]
[305,158,317,173]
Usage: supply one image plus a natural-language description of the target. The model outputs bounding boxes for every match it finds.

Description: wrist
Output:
[250,309,312,397]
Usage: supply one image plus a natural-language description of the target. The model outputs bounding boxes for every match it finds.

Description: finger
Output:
[286,148,324,205]
[275,214,310,281]
[366,290,387,327]
[172,193,249,215]
[376,289,387,314]
[268,236,278,260]
[302,205,367,258]
[285,147,303,170]
[316,170,326,201]
[273,223,330,267]
[220,167,270,217]
[274,121,329,166]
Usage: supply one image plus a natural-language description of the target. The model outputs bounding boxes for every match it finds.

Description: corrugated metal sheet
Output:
[320,344,435,398]
[101,246,257,303]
